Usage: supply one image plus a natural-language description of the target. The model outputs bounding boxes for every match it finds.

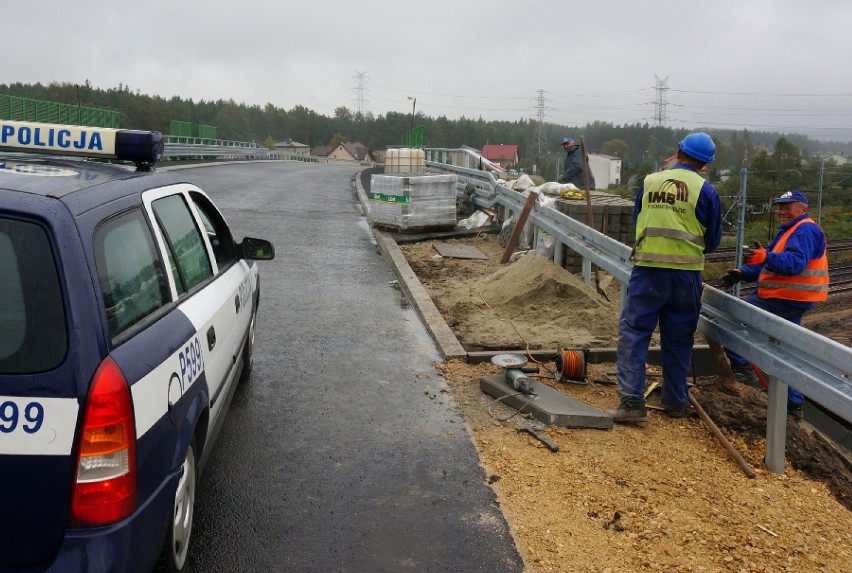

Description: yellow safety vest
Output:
[633,169,707,270]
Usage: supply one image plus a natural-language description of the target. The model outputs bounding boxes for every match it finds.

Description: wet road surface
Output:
[175,162,524,572]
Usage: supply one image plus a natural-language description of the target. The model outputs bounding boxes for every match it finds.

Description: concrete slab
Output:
[433,243,489,260]
[480,374,613,429]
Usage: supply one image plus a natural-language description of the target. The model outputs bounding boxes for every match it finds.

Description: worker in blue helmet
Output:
[608,132,722,424]
[558,137,595,189]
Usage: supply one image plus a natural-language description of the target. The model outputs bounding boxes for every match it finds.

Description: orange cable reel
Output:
[554,347,588,384]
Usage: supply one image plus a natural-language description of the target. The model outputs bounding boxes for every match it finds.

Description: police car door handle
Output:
[234,294,241,313]
[207,327,216,351]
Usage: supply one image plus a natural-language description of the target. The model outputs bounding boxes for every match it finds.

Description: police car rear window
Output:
[0,218,67,373]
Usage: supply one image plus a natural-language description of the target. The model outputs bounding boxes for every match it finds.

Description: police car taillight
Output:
[69,357,137,527]
[0,119,163,169]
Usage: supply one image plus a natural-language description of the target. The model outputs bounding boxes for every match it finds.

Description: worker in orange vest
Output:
[721,190,829,421]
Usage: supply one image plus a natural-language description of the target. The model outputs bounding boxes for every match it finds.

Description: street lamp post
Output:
[407,96,416,130]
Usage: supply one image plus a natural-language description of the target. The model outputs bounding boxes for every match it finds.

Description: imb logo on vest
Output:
[648,179,689,213]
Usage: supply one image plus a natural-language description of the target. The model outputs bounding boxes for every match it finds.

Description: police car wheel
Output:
[158,439,197,572]
[240,309,257,382]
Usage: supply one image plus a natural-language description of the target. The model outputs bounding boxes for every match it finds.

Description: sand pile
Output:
[480,253,615,311]
[448,254,621,351]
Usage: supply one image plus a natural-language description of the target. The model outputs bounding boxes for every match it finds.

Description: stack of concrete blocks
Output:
[369,173,458,232]
[553,193,636,273]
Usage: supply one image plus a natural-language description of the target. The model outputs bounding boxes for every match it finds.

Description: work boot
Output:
[607,399,648,424]
[730,363,760,388]
[788,404,805,422]
[646,394,689,418]
[664,407,689,418]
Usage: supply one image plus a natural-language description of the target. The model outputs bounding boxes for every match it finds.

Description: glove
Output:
[744,242,767,266]
[721,269,742,288]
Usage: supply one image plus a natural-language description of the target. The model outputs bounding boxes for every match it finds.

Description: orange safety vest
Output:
[757,218,829,302]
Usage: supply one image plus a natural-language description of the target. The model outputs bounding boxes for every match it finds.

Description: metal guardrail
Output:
[162,140,375,166]
[163,138,271,160]
[425,154,852,473]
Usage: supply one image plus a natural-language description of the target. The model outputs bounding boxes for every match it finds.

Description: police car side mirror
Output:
[239,237,275,260]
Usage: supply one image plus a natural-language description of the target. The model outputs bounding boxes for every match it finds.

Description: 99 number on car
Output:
[0,400,45,434]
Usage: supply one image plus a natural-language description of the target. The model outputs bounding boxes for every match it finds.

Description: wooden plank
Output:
[500,190,538,264]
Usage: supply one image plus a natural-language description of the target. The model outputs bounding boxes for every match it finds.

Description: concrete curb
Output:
[355,172,467,360]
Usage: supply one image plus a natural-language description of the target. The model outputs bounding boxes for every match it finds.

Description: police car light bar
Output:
[0,119,164,167]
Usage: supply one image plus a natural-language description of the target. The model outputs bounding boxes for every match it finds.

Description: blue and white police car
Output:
[0,120,274,572]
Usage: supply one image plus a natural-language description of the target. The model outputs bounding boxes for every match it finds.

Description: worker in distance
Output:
[558,136,595,190]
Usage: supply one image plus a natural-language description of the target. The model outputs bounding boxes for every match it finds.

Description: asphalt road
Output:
[174,162,523,572]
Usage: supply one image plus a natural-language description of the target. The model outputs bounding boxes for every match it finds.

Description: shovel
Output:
[579,136,609,301]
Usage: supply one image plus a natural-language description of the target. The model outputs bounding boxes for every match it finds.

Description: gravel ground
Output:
[401,232,851,573]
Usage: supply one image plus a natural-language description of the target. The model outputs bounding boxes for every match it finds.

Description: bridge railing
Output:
[162,139,375,166]
[424,152,852,473]
[163,137,271,159]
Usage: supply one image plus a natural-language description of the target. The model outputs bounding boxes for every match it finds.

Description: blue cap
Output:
[561,137,574,145]
[773,190,808,205]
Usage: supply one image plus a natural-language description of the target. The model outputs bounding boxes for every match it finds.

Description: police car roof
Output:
[0,154,187,205]
[1,120,170,199]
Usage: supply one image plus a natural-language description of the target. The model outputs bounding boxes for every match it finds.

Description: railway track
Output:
[706,263,852,295]
[703,237,852,296]
[705,237,852,264]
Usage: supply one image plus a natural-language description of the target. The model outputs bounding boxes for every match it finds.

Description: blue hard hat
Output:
[561,137,575,145]
[773,190,809,205]
[678,132,715,163]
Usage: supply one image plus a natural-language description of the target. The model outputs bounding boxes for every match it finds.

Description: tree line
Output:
[3,80,851,218]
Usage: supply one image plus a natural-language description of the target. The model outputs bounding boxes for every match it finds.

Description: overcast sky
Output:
[6,1,852,141]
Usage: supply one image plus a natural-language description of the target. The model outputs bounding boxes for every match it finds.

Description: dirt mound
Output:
[402,240,621,351]
[480,254,612,311]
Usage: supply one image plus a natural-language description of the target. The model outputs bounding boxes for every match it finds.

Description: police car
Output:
[0,120,274,572]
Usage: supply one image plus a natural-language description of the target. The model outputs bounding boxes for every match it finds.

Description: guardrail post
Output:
[765,374,789,474]
[582,258,592,286]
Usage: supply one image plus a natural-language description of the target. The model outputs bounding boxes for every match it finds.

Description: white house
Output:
[588,154,622,189]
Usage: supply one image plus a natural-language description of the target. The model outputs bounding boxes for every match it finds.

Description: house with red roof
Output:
[480,144,519,169]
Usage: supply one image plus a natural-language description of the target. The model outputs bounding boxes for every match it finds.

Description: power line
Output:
[532,89,550,173]
[669,88,852,98]
[353,71,368,116]
[361,79,852,136]
[654,75,669,127]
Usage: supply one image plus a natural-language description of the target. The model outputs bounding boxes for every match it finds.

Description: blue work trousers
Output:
[724,293,805,406]
[616,266,703,411]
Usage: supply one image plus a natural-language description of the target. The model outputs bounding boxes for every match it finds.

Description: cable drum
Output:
[555,347,587,384]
